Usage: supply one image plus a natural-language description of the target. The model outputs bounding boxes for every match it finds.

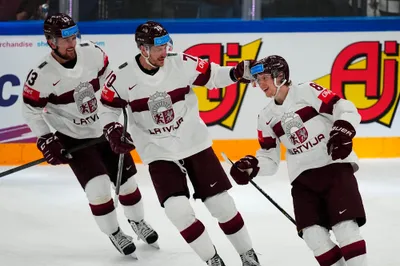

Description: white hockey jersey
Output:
[22,41,110,139]
[255,82,361,183]
[99,52,236,164]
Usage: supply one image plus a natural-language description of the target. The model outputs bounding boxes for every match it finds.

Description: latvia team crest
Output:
[147,91,175,125]
[73,82,97,115]
[281,112,308,145]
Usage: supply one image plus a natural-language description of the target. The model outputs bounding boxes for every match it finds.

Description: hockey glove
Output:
[327,120,356,161]
[103,122,135,154]
[37,133,70,165]
[232,60,255,84]
[230,155,260,185]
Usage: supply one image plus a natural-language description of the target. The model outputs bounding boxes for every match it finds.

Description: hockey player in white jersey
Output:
[21,13,158,257]
[99,21,260,266]
[230,55,367,266]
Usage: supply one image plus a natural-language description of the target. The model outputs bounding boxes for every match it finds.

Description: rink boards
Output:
[1,18,400,164]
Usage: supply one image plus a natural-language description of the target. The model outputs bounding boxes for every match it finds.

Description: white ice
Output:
[0,159,399,266]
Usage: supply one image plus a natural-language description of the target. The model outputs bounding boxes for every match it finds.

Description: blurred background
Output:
[0,0,399,22]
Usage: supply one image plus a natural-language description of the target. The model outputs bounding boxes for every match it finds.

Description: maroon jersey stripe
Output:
[129,86,191,113]
[259,136,277,150]
[319,95,340,114]
[272,106,319,138]
[100,97,127,108]
[192,63,211,86]
[23,96,48,108]
[258,129,277,150]
[47,78,100,105]
[128,97,148,113]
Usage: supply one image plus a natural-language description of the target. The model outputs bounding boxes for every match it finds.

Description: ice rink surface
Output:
[0,159,399,266]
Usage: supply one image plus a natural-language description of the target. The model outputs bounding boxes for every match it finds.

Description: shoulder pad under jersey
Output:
[118,62,128,69]
[38,61,48,69]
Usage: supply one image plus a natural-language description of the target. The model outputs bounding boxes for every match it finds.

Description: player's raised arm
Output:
[99,69,135,154]
[179,52,254,89]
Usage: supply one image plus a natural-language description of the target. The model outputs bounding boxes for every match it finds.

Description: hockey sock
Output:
[85,175,119,235]
[181,219,216,261]
[165,196,216,261]
[315,245,346,266]
[219,212,253,254]
[303,225,345,266]
[332,220,367,266]
[119,187,144,222]
[118,177,144,222]
[204,192,253,255]
[341,240,367,266]
[90,199,119,235]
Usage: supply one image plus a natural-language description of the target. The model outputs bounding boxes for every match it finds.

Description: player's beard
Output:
[53,48,76,62]
[63,48,77,61]
[54,47,76,61]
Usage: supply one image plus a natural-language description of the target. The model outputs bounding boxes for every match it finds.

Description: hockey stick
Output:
[0,137,104,179]
[110,85,129,208]
[221,152,296,226]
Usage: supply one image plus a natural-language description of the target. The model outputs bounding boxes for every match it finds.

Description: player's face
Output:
[56,35,77,60]
[149,44,168,67]
[256,74,276,97]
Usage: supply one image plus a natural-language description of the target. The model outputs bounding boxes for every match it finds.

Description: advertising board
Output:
[1,18,399,164]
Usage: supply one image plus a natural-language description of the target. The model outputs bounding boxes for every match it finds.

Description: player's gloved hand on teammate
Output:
[230,155,260,185]
[327,120,356,160]
[37,133,71,165]
[232,60,256,84]
[103,122,135,154]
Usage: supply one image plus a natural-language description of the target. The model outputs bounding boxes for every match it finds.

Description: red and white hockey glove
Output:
[327,120,356,161]
[37,133,70,165]
[230,155,260,185]
[232,60,255,84]
[103,122,135,154]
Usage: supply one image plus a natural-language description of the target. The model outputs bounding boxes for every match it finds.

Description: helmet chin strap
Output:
[142,46,158,69]
[272,77,287,98]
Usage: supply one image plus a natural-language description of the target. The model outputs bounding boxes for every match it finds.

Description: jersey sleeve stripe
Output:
[23,85,48,108]
[100,97,127,108]
[319,95,340,115]
[23,95,48,108]
[258,135,277,150]
[192,64,212,86]
[272,106,319,138]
